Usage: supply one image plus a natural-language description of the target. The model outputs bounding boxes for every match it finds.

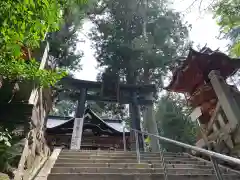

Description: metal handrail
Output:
[131,128,240,165]
[122,127,240,180]
[122,127,168,180]
[123,126,126,151]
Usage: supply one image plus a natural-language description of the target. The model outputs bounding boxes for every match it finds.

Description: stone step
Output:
[58,155,196,162]
[59,153,188,159]
[51,167,232,175]
[47,173,239,180]
[53,163,234,174]
[80,143,123,147]
[53,162,214,169]
[53,162,231,172]
[56,158,206,165]
[61,150,185,156]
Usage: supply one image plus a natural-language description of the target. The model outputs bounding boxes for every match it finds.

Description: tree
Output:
[90,0,191,87]
[47,1,98,116]
[0,1,89,176]
[89,0,191,129]
[93,71,128,118]
[47,0,94,71]
[0,0,79,87]
[50,100,77,117]
[214,0,240,57]
[155,94,196,152]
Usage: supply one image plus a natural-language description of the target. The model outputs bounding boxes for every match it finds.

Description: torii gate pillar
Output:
[143,92,160,152]
[70,88,87,150]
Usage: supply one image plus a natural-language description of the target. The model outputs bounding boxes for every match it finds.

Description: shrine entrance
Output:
[50,71,157,151]
[46,107,131,150]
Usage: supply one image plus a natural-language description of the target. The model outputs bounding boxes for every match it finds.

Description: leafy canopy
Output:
[50,100,77,117]
[0,127,24,175]
[214,0,240,56]
[155,94,196,152]
[0,0,84,86]
[90,0,191,87]
[89,0,191,117]
[47,0,94,71]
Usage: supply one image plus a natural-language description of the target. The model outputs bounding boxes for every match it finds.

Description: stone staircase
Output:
[47,150,240,180]
[81,136,125,150]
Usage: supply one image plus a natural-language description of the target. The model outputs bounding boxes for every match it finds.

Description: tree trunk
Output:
[126,69,143,150]
[142,67,160,152]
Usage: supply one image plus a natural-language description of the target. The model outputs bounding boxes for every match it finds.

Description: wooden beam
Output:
[209,70,240,131]
[60,76,156,93]
[207,102,221,133]
[62,92,153,105]
[190,107,202,122]
[34,148,62,180]
[86,94,153,105]
[207,124,234,149]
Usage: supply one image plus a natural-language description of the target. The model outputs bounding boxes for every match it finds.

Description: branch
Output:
[87,0,112,16]
[199,0,204,12]
[181,0,218,17]
[183,0,200,13]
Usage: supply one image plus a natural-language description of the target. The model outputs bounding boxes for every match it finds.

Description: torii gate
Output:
[59,72,159,151]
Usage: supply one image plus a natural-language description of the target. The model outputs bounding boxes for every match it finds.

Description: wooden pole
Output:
[75,88,87,118]
[209,70,240,131]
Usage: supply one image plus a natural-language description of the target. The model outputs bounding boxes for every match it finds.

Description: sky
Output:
[74,0,229,81]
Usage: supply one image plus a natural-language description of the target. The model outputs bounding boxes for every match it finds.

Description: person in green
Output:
[144,136,151,152]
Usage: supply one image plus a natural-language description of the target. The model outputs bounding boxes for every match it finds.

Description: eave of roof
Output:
[165,48,240,94]
[46,108,129,133]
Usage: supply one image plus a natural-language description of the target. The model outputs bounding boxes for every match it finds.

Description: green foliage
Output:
[50,100,77,116]
[92,101,127,119]
[0,128,24,175]
[0,0,61,51]
[0,129,11,148]
[0,140,23,176]
[90,0,191,85]
[0,173,9,180]
[214,0,240,56]
[0,58,67,87]
[0,129,14,173]
[47,0,93,71]
[89,0,191,116]
[155,94,196,152]
[0,0,71,86]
